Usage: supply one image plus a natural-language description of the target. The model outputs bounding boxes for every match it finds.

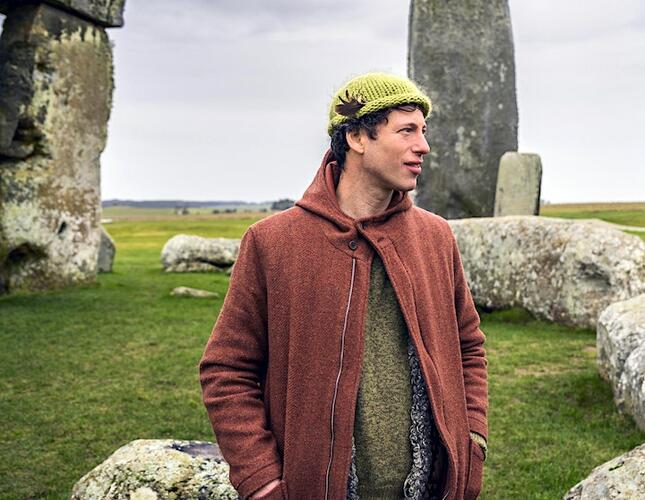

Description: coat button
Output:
[348,240,358,250]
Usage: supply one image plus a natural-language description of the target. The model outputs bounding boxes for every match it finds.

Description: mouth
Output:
[403,161,422,175]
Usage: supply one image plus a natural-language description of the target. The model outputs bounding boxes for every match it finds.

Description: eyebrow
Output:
[399,122,427,131]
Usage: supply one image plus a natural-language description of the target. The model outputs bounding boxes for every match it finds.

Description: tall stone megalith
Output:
[409,0,518,219]
[0,0,124,293]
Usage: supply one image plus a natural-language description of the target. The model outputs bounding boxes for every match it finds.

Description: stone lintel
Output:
[0,0,125,27]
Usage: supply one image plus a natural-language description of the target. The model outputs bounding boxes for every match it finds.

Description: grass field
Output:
[1,204,644,499]
[541,201,645,228]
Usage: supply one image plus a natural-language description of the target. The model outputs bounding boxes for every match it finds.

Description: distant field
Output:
[542,201,645,211]
[103,201,645,230]
[541,201,645,228]
[102,205,273,220]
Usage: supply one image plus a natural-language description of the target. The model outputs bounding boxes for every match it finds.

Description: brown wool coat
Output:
[199,150,489,500]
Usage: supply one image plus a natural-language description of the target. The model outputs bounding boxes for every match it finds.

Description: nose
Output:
[413,131,430,155]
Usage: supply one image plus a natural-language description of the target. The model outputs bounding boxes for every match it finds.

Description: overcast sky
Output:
[3,1,644,203]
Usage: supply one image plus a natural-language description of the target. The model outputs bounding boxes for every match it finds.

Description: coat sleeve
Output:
[452,235,489,441]
[199,226,283,498]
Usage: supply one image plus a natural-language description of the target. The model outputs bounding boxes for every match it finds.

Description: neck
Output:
[335,163,395,220]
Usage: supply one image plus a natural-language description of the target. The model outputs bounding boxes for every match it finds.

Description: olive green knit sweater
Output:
[354,255,413,498]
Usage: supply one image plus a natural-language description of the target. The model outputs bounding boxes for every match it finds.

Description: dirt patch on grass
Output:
[514,361,588,377]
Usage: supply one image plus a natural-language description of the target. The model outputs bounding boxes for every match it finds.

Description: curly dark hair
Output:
[329,104,424,170]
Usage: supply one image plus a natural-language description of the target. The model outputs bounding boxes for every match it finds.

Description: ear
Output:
[345,128,365,155]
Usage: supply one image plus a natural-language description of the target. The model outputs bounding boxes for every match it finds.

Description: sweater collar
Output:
[295,149,413,230]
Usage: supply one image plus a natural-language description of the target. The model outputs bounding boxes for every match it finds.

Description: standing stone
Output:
[409,0,518,219]
[97,226,115,273]
[0,3,115,293]
[494,152,542,216]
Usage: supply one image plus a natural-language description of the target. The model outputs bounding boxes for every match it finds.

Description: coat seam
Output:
[324,256,357,500]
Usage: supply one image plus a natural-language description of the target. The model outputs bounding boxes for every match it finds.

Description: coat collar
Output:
[295,149,413,231]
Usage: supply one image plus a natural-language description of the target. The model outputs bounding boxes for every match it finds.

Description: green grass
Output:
[1,212,644,499]
[0,216,265,499]
[541,202,645,228]
[479,309,643,499]
[541,202,645,242]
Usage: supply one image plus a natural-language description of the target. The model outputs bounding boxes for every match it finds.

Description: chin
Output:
[383,176,417,193]
[396,182,417,193]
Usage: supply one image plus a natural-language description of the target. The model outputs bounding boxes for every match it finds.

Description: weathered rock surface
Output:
[171,286,220,299]
[0,4,114,293]
[563,442,645,499]
[70,439,237,499]
[97,226,115,273]
[494,152,542,216]
[597,294,645,431]
[409,0,518,219]
[448,216,645,329]
[0,0,125,27]
[161,235,240,273]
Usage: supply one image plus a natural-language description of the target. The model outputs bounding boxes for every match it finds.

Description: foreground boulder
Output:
[597,294,645,431]
[70,439,236,499]
[161,235,240,273]
[563,442,645,499]
[448,216,645,329]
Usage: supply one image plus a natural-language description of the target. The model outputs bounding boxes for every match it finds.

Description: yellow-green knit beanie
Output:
[327,73,432,136]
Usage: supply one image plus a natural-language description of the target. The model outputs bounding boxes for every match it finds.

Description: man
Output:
[200,73,488,500]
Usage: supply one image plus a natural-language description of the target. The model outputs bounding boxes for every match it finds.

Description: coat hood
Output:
[295,149,413,231]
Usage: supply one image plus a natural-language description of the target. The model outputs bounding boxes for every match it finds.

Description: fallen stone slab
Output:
[171,286,220,299]
[70,439,237,499]
[567,218,645,234]
[448,216,645,329]
[597,294,645,431]
[563,442,645,499]
[161,235,240,273]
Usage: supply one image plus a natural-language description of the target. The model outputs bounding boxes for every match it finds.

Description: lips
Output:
[404,161,422,175]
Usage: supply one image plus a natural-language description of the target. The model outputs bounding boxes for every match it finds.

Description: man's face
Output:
[359,108,430,193]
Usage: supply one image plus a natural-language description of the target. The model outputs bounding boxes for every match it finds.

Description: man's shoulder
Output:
[247,206,312,241]
[408,205,454,235]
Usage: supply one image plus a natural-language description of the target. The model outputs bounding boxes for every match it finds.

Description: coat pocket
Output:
[252,480,288,500]
[464,439,485,500]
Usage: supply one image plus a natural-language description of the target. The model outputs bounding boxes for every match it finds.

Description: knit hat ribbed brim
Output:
[327,73,432,136]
